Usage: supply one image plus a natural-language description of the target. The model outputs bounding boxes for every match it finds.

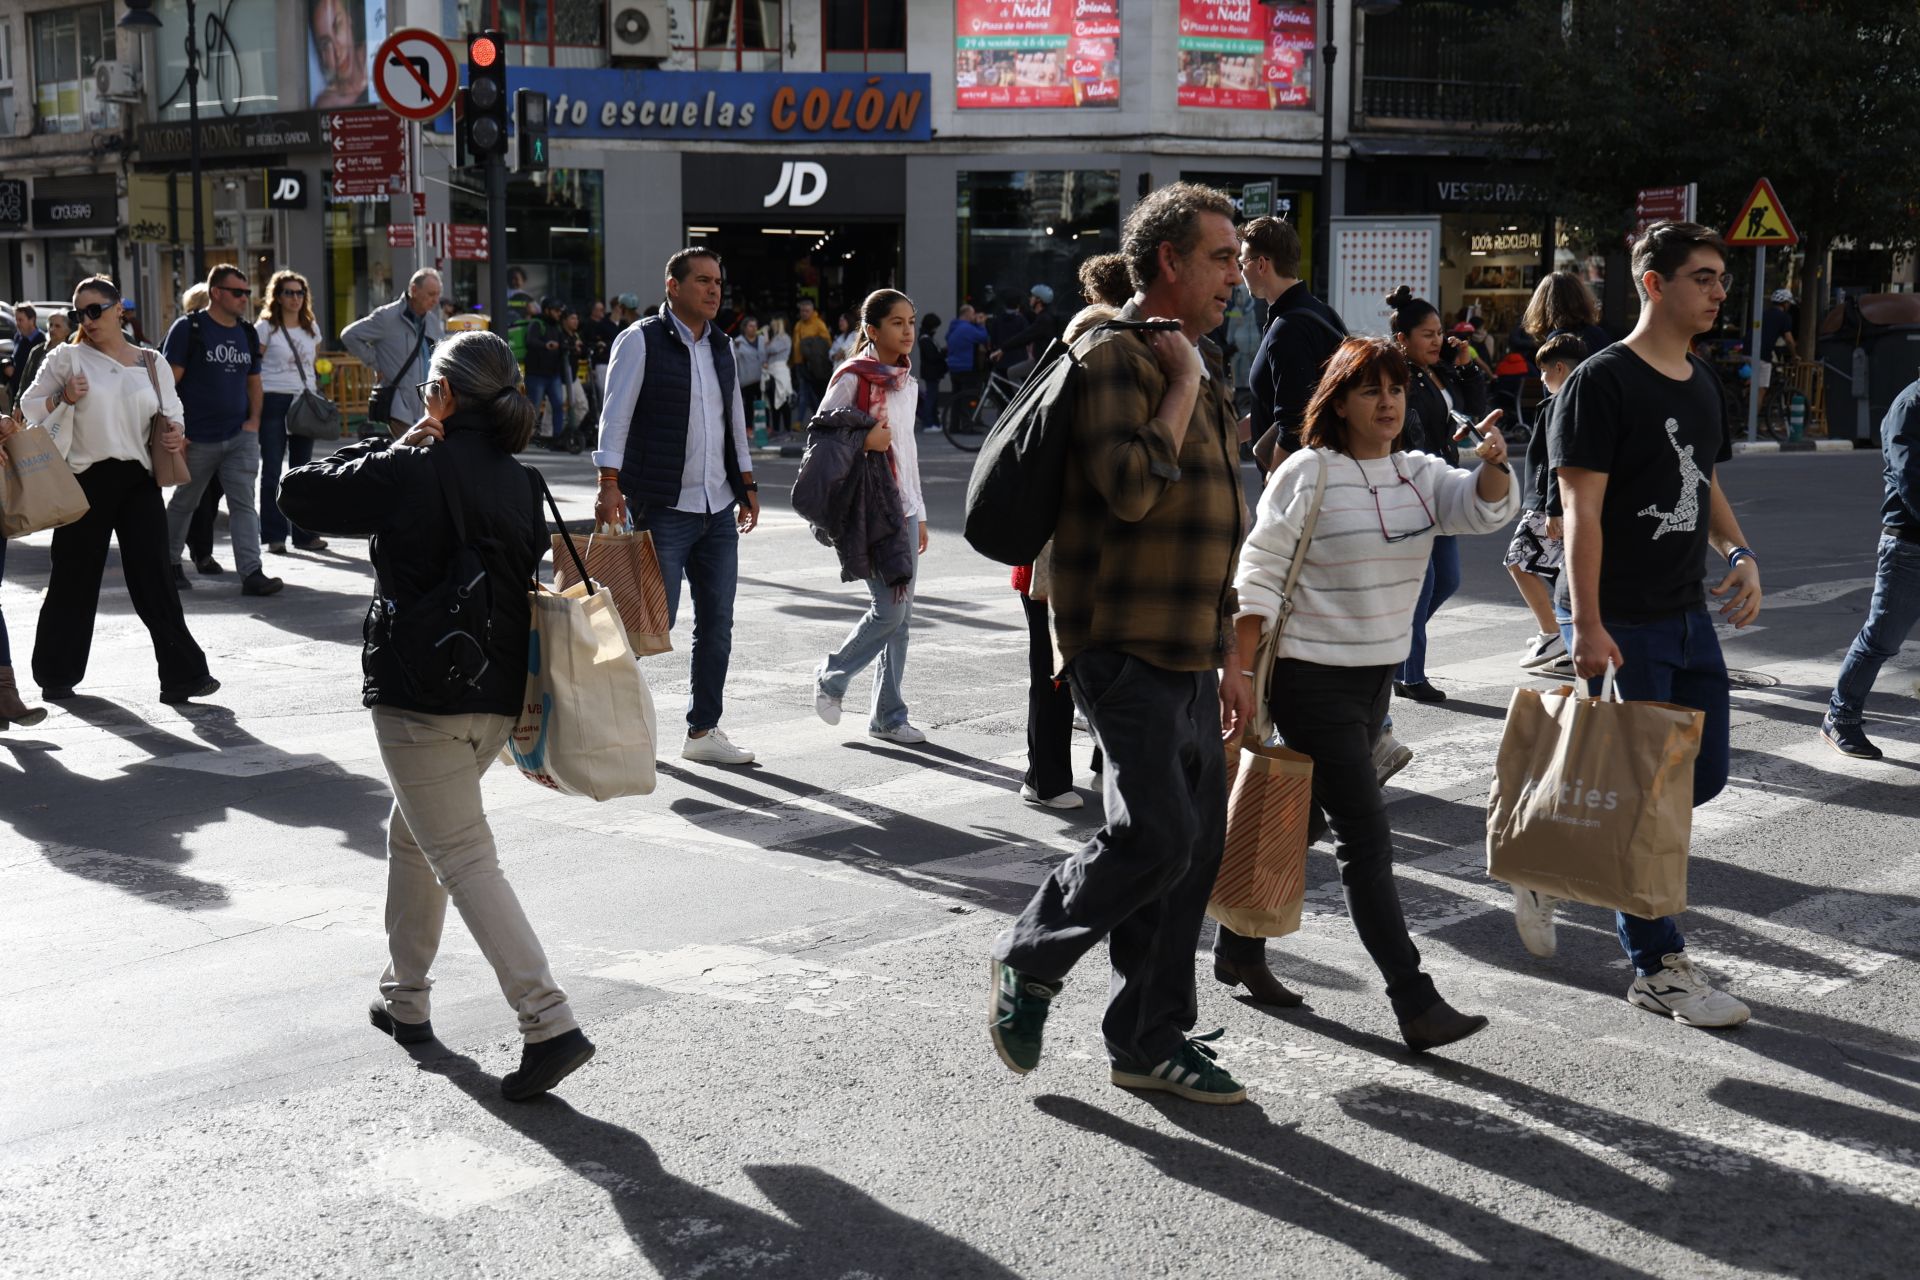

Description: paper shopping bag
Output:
[1486,675,1704,919]
[552,526,673,657]
[1,425,89,538]
[504,579,658,801]
[1210,737,1315,938]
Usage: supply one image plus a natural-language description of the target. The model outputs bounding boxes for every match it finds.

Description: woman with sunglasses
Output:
[256,270,329,555]
[18,276,217,703]
[1222,337,1515,1052]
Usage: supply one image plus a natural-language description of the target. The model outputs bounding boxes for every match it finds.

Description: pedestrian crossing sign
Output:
[1726,178,1798,247]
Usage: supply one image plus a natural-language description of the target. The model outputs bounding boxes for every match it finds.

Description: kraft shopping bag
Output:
[0,424,88,538]
[1486,665,1704,918]
[1211,736,1315,938]
[552,524,673,657]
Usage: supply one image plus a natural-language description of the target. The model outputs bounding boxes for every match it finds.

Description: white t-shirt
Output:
[22,341,185,476]
[256,321,320,394]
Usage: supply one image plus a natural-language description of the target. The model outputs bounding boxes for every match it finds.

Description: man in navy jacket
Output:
[1237,216,1346,472]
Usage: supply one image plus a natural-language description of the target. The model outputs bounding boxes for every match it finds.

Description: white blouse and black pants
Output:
[22,342,213,697]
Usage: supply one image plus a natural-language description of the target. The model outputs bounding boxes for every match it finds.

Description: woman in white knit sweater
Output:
[1221,336,1516,1053]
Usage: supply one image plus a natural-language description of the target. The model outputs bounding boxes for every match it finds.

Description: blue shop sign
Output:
[433,70,930,143]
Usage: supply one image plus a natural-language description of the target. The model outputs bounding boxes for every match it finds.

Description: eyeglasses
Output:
[415,378,440,404]
[69,302,116,323]
[278,288,306,299]
[1366,466,1437,543]
[1678,270,1734,292]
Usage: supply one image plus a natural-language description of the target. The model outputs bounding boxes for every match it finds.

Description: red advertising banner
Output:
[955,0,1121,110]
[1176,1,1317,111]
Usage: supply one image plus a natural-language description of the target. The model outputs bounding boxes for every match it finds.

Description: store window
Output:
[459,0,607,47]
[669,1,782,70]
[824,0,905,72]
[30,5,111,135]
[450,169,605,315]
[46,236,117,299]
[152,0,278,121]
[956,170,1121,318]
[1440,214,1547,346]
[323,202,398,347]
[0,21,18,136]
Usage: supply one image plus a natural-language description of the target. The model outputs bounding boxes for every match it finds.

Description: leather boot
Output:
[0,666,47,728]
[1399,999,1489,1053]
[1213,955,1305,1007]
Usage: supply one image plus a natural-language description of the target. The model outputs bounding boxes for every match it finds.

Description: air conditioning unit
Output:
[93,60,141,102]
[608,0,671,60]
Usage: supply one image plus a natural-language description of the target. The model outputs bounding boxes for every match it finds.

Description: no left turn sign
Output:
[373,28,457,122]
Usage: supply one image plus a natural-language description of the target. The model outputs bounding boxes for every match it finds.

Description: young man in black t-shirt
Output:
[1532,222,1764,1029]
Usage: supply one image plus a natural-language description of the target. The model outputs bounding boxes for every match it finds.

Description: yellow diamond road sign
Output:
[1726,177,1798,247]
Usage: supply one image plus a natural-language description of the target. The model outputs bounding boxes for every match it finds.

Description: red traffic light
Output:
[470,36,499,68]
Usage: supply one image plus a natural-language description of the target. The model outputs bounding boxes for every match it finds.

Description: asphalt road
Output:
[3,441,1918,1279]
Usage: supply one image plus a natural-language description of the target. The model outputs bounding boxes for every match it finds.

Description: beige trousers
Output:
[372,706,576,1043]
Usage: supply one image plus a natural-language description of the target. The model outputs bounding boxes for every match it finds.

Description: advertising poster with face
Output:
[1176,0,1316,111]
[309,0,382,110]
[955,0,1121,109]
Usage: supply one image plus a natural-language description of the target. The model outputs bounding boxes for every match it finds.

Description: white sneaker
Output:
[1627,953,1750,1028]
[815,687,843,725]
[1372,731,1414,786]
[1512,886,1559,957]
[681,727,755,765]
[869,723,927,745]
[1519,631,1568,669]
[1538,655,1578,681]
[1072,708,1090,733]
[1020,784,1085,810]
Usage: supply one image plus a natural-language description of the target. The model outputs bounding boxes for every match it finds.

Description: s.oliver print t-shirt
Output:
[1548,344,1731,621]
[163,313,260,442]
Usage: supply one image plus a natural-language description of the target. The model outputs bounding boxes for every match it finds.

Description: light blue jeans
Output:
[819,548,917,730]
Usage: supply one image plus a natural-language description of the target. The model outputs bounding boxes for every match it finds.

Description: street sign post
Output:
[1726,178,1800,444]
[328,110,406,201]
[1634,183,1696,238]
[374,29,457,282]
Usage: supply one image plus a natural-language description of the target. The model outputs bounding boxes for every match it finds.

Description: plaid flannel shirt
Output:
[1048,304,1247,673]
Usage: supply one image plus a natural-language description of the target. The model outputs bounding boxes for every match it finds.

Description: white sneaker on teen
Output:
[1020,784,1085,810]
[1512,886,1559,957]
[1373,731,1414,786]
[1627,952,1750,1028]
[870,723,927,745]
[815,688,843,725]
[1538,655,1578,681]
[681,728,755,765]
[1519,632,1568,669]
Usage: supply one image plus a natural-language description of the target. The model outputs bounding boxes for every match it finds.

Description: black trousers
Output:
[33,458,211,694]
[996,650,1226,1070]
[1021,594,1075,798]
[187,473,224,562]
[1216,659,1439,1021]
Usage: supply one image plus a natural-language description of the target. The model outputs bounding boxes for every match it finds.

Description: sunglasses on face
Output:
[278,288,306,299]
[69,302,116,323]
[218,285,252,297]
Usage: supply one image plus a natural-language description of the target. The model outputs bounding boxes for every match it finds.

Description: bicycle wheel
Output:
[943,389,990,452]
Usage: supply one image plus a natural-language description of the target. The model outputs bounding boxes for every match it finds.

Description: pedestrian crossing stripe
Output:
[1726,177,1799,247]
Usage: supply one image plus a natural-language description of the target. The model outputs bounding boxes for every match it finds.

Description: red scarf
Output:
[839,354,914,427]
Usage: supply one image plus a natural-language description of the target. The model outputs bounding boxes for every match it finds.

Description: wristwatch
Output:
[743,482,759,493]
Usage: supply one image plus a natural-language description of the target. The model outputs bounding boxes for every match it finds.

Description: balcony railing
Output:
[1358,74,1520,125]
[1357,0,1519,127]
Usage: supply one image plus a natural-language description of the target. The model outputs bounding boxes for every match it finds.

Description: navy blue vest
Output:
[618,310,746,510]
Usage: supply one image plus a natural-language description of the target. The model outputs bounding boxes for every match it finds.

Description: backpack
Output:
[962,319,1175,565]
[366,448,494,708]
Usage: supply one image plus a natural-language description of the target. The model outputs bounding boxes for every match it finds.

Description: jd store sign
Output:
[684,155,905,219]
[265,169,308,210]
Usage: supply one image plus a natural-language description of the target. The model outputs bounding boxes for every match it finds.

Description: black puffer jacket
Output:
[280,410,549,715]
[1406,360,1490,466]
[790,405,915,591]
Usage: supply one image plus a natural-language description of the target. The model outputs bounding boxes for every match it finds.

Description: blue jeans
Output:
[526,375,567,437]
[257,392,314,546]
[1589,607,1731,974]
[819,548,917,730]
[1396,535,1461,685]
[1829,533,1920,724]
[639,504,738,733]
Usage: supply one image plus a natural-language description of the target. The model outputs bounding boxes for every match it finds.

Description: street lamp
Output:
[119,0,204,282]
[1310,0,1401,300]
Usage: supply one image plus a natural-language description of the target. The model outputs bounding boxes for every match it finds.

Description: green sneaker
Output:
[989,958,1060,1075]
[1110,1029,1248,1105]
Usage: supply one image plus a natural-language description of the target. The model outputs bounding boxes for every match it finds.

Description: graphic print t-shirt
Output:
[1548,344,1731,620]
[163,314,259,442]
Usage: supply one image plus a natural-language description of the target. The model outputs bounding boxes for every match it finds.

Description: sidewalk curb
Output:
[750,444,805,460]
[1731,438,1861,454]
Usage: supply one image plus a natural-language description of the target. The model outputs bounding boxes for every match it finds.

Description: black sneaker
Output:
[1821,715,1883,761]
[241,571,284,597]
[1394,680,1448,704]
[989,958,1060,1075]
[172,564,193,591]
[194,556,224,575]
[368,998,435,1045]
[159,676,221,704]
[501,1028,596,1101]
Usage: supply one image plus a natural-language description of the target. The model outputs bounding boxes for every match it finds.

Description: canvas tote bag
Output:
[1486,663,1704,918]
[551,523,673,657]
[0,423,88,537]
[1207,451,1329,939]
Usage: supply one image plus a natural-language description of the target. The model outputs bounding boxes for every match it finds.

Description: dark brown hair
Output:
[1522,270,1600,340]
[665,247,721,283]
[1384,285,1438,335]
[1121,181,1235,291]
[1077,253,1132,308]
[1239,215,1302,279]
[1301,337,1412,455]
[1632,221,1729,303]
[1535,332,1589,369]
[852,288,913,359]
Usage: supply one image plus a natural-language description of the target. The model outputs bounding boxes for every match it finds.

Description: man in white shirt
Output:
[593,248,761,765]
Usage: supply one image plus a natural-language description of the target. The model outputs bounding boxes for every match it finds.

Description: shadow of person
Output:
[1035,1093,1659,1279]
[1709,1075,1920,1158]
[410,1049,1022,1279]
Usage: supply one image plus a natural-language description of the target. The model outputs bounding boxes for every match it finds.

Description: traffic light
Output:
[464,30,508,159]
[515,90,549,173]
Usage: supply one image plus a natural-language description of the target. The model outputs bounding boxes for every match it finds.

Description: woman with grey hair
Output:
[280,330,595,1102]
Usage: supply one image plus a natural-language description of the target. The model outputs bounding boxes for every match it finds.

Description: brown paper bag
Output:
[1210,737,1315,938]
[1486,672,1704,919]
[1,424,89,537]
[551,526,672,657]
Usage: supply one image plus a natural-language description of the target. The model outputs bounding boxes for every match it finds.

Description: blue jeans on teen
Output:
[1396,535,1461,686]
[1829,533,1920,724]
[1586,607,1731,975]
[526,375,567,438]
[819,547,917,730]
[638,504,738,734]
[257,391,315,547]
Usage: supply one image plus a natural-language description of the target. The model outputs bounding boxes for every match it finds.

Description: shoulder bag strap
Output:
[1277,449,1330,618]
[1247,451,1329,743]
[389,311,425,387]
[142,349,166,433]
[279,326,310,387]
[530,466,595,594]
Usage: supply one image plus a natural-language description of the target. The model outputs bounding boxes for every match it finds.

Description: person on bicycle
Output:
[990,284,1064,385]
[945,304,990,420]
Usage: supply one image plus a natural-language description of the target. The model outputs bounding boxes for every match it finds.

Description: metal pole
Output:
[486,152,508,335]
[1746,244,1764,443]
[411,119,426,278]
[186,0,204,281]
[1316,0,1336,298]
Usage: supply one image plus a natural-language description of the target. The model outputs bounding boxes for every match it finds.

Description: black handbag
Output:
[279,328,343,441]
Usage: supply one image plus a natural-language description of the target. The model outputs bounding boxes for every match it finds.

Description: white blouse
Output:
[256,321,320,394]
[22,341,185,477]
